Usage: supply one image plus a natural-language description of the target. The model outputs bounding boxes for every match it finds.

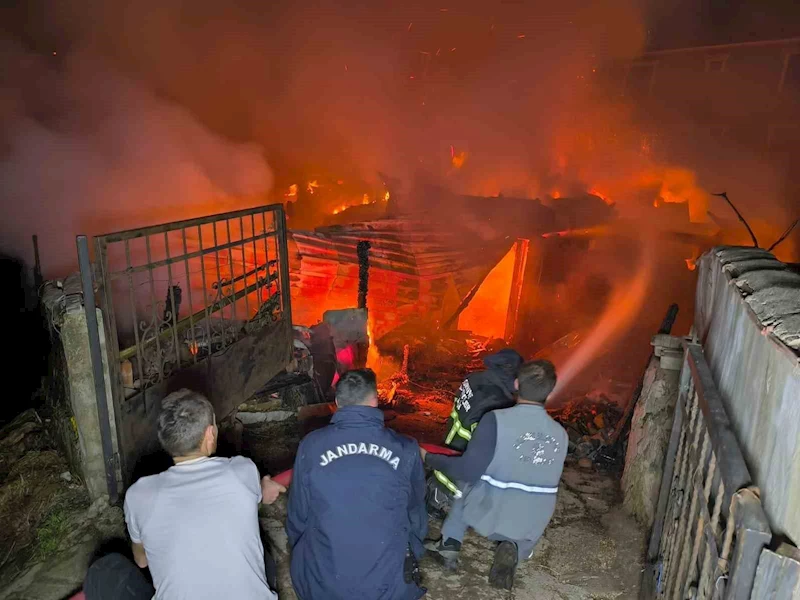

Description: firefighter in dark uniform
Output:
[427,348,524,516]
[286,369,427,600]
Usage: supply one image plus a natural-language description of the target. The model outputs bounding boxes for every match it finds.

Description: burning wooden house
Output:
[288,190,617,352]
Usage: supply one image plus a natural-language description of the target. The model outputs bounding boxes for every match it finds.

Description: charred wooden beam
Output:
[357,240,371,309]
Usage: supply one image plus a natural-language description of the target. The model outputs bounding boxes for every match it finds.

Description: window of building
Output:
[705,54,728,73]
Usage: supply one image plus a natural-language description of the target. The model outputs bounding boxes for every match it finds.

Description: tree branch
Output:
[768,217,799,252]
[711,191,759,248]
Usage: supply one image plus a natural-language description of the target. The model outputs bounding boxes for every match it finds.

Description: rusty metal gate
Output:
[87,204,294,488]
[644,342,772,600]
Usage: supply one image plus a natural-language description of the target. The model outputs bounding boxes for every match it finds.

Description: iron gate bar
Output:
[77,235,119,504]
[222,219,237,322]
[124,239,146,391]
[96,203,288,392]
[180,229,199,365]
[143,234,164,382]
[109,229,278,277]
[238,216,250,319]
[95,235,125,422]
[98,205,279,243]
[276,204,293,327]
[117,269,279,361]
[196,223,214,358]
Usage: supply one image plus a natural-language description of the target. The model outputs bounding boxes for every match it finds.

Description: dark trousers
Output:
[84,550,278,599]
[84,553,154,600]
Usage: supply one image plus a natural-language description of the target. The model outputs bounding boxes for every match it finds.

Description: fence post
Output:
[276,205,293,329]
[726,489,772,600]
[77,235,119,504]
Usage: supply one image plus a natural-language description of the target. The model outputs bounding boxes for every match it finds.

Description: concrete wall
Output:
[695,246,800,545]
[61,306,120,500]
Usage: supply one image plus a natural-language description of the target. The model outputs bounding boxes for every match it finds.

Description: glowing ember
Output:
[384,190,390,201]
[685,258,698,271]
[541,225,610,239]
[450,144,467,169]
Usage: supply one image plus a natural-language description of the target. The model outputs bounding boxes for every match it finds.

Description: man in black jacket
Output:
[427,348,524,515]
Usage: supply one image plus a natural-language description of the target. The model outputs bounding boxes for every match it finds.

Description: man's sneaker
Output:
[424,538,461,571]
[488,541,518,590]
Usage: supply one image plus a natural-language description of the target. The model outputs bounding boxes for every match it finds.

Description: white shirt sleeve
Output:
[229,456,262,503]
[123,482,149,544]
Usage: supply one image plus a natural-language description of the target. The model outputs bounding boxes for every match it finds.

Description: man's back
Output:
[124,456,275,600]
[287,405,427,600]
[463,403,568,543]
[444,349,522,452]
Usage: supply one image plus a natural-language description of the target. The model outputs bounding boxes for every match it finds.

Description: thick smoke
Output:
[0,41,273,279]
[1,0,796,393]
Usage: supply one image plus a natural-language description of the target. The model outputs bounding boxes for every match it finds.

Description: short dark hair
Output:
[157,389,215,456]
[518,360,557,403]
[336,369,378,406]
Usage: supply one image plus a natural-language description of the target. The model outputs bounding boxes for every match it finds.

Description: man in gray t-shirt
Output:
[88,389,284,600]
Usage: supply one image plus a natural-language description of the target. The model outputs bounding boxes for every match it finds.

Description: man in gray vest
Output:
[421,359,567,590]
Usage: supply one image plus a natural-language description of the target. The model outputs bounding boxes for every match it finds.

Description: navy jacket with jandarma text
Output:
[286,405,427,600]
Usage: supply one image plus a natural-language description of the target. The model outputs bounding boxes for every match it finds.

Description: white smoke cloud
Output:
[0,43,273,279]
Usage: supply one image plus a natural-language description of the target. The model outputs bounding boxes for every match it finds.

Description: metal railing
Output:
[646,342,772,600]
[94,204,291,400]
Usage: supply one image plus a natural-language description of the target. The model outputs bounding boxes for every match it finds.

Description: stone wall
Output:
[621,336,682,527]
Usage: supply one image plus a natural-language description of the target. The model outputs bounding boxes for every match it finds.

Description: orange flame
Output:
[188,341,199,356]
[285,184,298,198]
[450,145,467,169]
[307,180,319,194]
[589,189,614,206]
[384,190,390,201]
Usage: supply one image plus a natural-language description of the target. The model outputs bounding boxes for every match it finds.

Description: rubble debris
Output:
[549,395,623,462]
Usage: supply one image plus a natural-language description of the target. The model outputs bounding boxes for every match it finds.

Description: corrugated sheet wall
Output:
[695,246,800,544]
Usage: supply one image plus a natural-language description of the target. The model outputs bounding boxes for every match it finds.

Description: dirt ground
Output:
[0,437,125,600]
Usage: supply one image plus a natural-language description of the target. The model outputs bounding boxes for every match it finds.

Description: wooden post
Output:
[503,238,530,343]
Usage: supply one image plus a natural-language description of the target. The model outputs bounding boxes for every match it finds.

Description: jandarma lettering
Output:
[319,443,400,470]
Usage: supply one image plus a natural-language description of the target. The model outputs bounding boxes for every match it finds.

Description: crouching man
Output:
[87,389,284,600]
[428,348,523,516]
[286,369,428,600]
[422,360,567,590]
